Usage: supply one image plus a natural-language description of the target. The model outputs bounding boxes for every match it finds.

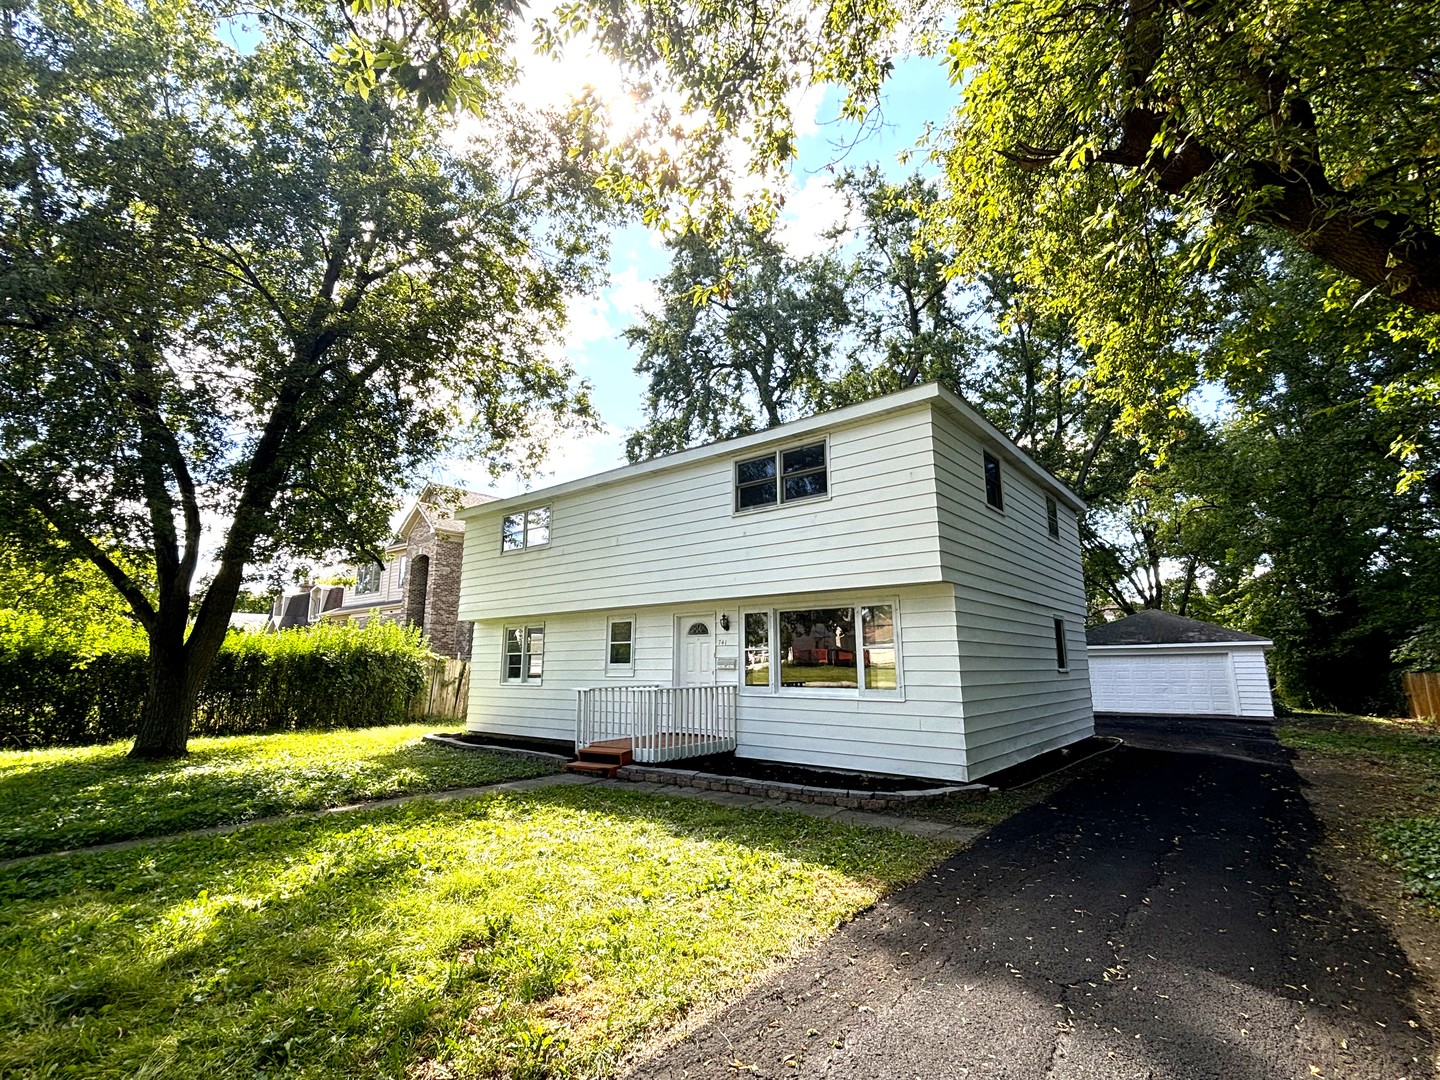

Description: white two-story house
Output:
[455,383,1094,783]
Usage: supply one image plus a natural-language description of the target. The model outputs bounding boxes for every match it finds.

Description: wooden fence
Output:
[1402,672,1440,721]
[413,657,470,723]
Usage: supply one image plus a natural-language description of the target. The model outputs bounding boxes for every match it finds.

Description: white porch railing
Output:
[575,685,738,763]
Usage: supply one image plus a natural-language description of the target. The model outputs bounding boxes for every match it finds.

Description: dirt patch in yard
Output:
[1284,716,1440,1038]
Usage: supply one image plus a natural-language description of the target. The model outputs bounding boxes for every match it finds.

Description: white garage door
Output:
[1090,652,1238,715]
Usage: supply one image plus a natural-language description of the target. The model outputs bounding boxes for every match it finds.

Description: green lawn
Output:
[1280,713,1440,909]
[0,725,558,859]
[0,786,948,1079]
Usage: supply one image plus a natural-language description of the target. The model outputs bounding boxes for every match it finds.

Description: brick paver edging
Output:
[615,764,991,811]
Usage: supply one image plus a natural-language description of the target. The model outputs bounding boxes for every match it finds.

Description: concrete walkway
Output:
[0,770,979,869]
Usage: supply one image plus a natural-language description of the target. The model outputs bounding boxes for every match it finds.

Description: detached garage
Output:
[1087,610,1275,718]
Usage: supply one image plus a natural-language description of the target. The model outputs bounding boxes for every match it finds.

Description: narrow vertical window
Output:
[503,625,545,682]
[861,604,897,690]
[744,612,771,688]
[525,506,551,546]
[606,617,634,675]
[504,627,523,680]
[1046,495,1060,539]
[983,452,1003,510]
[1053,617,1068,672]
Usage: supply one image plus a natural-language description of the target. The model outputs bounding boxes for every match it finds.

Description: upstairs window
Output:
[983,452,1003,511]
[1046,496,1060,539]
[501,506,551,552]
[354,562,383,595]
[736,441,827,511]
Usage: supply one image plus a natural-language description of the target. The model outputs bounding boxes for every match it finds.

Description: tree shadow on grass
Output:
[0,786,932,1079]
[0,736,555,859]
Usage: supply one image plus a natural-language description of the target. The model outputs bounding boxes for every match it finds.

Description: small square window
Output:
[501,506,551,551]
[1053,617,1068,672]
[983,452,1003,511]
[1046,495,1060,539]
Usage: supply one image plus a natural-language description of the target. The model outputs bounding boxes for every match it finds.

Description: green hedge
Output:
[0,621,431,750]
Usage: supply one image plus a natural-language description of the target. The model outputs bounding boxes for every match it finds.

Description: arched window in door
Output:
[687,622,710,636]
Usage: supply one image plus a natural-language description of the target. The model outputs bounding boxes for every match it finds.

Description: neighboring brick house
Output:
[322,484,493,658]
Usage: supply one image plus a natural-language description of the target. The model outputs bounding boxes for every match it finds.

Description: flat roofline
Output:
[459,383,1086,520]
[1088,640,1275,651]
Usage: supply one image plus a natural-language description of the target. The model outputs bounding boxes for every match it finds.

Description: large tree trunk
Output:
[128,589,231,760]
[129,636,204,759]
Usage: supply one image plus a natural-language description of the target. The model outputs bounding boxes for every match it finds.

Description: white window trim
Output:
[732,435,833,517]
[1054,616,1070,673]
[500,505,552,554]
[738,599,903,700]
[501,623,545,684]
[1045,495,1061,541]
[354,561,383,595]
[605,614,637,678]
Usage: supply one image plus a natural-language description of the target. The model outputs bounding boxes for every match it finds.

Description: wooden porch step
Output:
[566,760,620,778]
[578,742,633,767]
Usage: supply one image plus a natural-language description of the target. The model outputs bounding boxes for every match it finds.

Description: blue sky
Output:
[455,52,960,498]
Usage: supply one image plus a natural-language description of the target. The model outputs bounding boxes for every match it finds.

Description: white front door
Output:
[677,616,716,686]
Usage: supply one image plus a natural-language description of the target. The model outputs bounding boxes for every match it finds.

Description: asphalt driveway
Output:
[629,715,1436,1079]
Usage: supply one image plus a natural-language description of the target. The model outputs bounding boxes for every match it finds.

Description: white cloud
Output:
[485,424,630,498]
[608,267,662,321]
[776,172,853,258]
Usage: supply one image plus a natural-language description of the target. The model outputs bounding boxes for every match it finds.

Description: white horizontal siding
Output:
[932,410,1093,779]
[457,407,944,621]
[465,584,970,782]
[1231,649,1275,717]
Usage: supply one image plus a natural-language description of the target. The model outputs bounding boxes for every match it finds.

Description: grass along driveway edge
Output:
[0,784,951,1080]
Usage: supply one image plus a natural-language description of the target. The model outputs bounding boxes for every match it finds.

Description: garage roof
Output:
[1087,610,1270,647]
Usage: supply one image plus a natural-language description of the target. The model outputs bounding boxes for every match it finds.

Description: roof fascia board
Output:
[457,385,944,520]
[930,384,1086,511]
[1088,640,1274,651]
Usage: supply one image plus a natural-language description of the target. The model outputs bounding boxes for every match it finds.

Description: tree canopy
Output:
[0,0,609,755]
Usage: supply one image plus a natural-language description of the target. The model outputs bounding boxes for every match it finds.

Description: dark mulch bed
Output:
[977,736,1119,790]
[434,731,574,757]
[435,730,1117,793]
[654,752,956,792]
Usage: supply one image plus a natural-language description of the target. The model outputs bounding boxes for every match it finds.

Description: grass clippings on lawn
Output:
[0,785,949,1080]
[0,724,558,859]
